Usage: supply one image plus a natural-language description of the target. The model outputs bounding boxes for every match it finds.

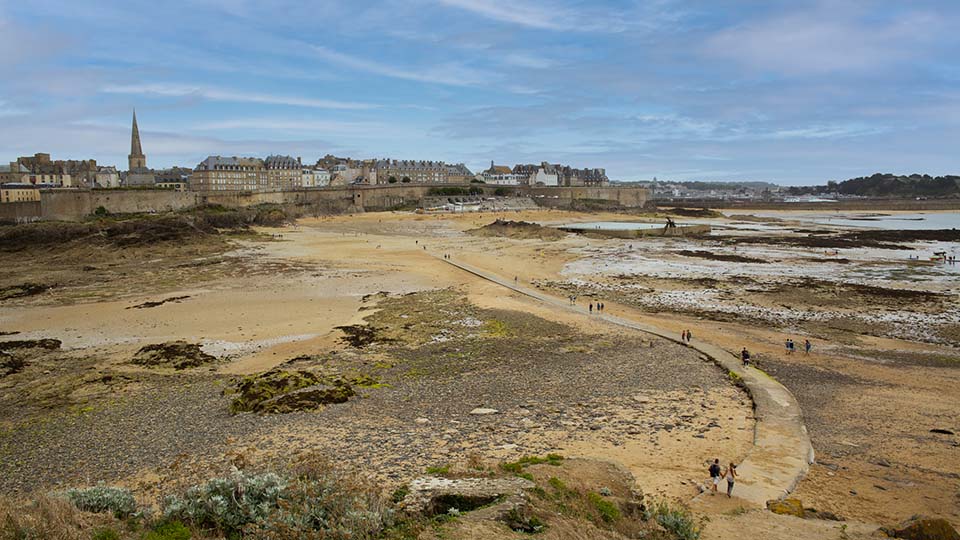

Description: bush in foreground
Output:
[162,459,393,539]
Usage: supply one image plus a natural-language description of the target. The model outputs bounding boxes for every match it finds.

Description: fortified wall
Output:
[2,185,650,222]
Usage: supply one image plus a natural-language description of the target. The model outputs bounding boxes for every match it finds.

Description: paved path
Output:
[441,257,814,507]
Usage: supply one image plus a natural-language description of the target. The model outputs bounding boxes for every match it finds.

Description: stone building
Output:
[191,155,303,192]
[301,168,331,188]
[10,153,98,187]
[95,166,121,188]
[481,161,523,185]
[445,163,474,183]
[0,183,41,203]
[264,155,302,190]
[373,159,449,184]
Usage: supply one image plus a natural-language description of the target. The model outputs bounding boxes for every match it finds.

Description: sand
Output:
[1,207,957,537]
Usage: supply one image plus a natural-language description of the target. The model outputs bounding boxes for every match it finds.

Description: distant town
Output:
[0,111,609,204]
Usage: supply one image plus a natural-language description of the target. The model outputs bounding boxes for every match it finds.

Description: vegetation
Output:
[786,173,960,198]
[500,454,563,474]
[587,492,620,523]
[142,522,191,540]
[427,186,483,196]
[644,498,702,540]
[63,485,138,519]
[161,462,393,539]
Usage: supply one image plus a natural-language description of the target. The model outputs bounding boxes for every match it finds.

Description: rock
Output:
[767,498,805,518]
[0,338,61,351]
[415,418,431,424]
[131,341,216,369]
[879,516,960,540]
[401,476,534,516]
[227,369,355,414]
[0,351,27,377]
[257,384,354,414]
[929,429,955,436]
[470,408,499,415]
[633,394,652,404]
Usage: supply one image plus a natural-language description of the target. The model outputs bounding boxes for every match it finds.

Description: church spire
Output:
[128,109,146,171]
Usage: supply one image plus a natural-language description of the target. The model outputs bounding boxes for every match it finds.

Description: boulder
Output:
[767,498,805,518]
[879,516,960,540]
[470,408,499,415]
[228,369,355,414]
[401,476,534,517]
[131,341,216,369]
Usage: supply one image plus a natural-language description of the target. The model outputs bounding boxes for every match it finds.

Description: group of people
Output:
[784,338,812,355]
[589,302,605,314]
[708,459,738,497]
[680,329,693,343]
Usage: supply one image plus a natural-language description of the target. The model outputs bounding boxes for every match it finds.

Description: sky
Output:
[1,0,959,185]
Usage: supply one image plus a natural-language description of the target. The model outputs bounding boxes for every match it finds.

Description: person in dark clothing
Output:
[708,459,722,494]
[589,303,593,314]
[741,347,751,366]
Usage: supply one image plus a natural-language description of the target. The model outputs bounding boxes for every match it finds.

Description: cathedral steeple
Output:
[128,109,146,171]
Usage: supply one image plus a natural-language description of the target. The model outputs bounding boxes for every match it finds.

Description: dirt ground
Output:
[1,207,958,538]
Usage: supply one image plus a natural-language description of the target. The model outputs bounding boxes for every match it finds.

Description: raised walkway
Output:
[440,257,814,507]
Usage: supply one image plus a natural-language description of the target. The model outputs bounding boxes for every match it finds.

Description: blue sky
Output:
[1,0,958,184]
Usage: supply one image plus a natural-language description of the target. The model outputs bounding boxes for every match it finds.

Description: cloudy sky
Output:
[1,0,958,184]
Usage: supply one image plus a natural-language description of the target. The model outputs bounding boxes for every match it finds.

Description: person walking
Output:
[685,329,693,343]
[804,339,812,355]
[589,302,593,314]
[681,330,687,342]
[708,459,722,495]
[724,463,738,497]
[785,339,794,355]
[741,347,751,367]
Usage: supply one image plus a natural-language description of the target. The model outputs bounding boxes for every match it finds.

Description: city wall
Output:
[3,185,650,221]
[0,201,42,223]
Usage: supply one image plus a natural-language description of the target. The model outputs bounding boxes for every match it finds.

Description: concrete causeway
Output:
[441,256,814,508]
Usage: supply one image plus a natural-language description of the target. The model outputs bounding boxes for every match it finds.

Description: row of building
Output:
[1,110,609,199]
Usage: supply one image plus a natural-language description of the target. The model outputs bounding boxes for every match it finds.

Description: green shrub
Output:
[644,498,702,540]
[587,492,620,523]
[91,528,121,540]
[63,485,137,518]
[162,464,393,539]
[143,521,192,540]
[162,469,284,535]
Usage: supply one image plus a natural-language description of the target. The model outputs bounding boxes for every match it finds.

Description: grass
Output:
[425,464,451,476]
[587,492,620,523]
[500,454,564,474]
[483,319,511,337]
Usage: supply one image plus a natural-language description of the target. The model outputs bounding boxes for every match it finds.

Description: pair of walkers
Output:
[785,338,812,355]
[681,329,693,343]
[708,459,737,497]
[589,302,605,314]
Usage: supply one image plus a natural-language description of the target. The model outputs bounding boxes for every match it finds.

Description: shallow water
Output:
[738,211,960,230]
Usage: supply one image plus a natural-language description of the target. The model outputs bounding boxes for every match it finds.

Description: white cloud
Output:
[311,46,489,87]
[101,84,377,110]
[436,0,574,30]
[706,9,942,76]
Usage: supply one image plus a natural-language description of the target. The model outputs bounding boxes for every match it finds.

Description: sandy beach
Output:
[1,207,958,538]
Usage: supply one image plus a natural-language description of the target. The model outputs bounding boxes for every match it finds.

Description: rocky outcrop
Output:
[767,498,805,518]
[879,516,960,540]
[400,476,534,517]
[0,338,61,351]
[131,341,216,370]
[227,369,355,414]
